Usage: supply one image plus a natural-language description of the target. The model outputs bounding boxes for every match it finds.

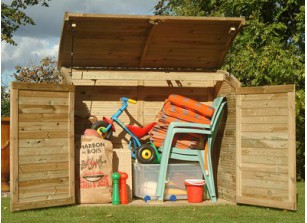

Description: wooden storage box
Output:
[10,13,296,211]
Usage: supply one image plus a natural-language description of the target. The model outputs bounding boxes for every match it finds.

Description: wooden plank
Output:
[236,196,296,210]
[240,107,288,116]
[240,163,288,174]
[240,132,288,140]
[19,162,69,173]
[19,177,70,189]
[19,170,69,182]
[239,99,288,108]
[68,91,75,198]
[19,121,68,131]
[236,85,294,94]
[241,178,288,190]
[19,97,69,106]
[19,154,69,165]
[18,114,68,122]
[241,186,289,200]
[241,170,288,182]
[241,155,288,165]
[11,82,75,92]
[236,94,242,199]
[19,105,69,114]
[287,91,296,210]
[17,196,74,208]
[241,147,288,157]
[70,70,225,81]
[19,90,69,98]
[19,138,68,148]
[19,185,69,199]
[241,123,288,132]
[240,93,287,101]
[19,130,69,139]
[19,146,68,156]
[241,116,288,124]
[241,139,288,149]
[10,84,19,210]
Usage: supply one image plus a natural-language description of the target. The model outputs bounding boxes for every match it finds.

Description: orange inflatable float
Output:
[168,94,215,119]
[149,94,215,150]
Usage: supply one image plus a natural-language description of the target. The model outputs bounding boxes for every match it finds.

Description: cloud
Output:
[2,36,59,70]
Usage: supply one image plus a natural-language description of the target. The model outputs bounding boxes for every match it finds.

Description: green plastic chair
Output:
[156,97,226,202]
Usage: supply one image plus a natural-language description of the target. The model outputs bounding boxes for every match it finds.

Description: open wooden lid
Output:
[58,13,245,70]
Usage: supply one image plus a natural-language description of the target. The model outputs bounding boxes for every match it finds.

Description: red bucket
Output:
[184,179,205,203]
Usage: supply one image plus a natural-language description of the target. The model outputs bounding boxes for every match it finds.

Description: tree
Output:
[155,0,305,180]
[1,0,50,45]
[1,86,10,117]
[14,57,62,83]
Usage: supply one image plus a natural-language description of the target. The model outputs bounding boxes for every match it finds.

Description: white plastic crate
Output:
[133,162,203,200]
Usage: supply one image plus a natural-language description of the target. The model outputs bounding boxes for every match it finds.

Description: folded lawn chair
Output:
[156,97,226,202]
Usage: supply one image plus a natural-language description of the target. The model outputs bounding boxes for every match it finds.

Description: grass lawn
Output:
[1,182,304,223]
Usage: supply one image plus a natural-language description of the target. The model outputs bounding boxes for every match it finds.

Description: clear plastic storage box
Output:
[133,162,203,200]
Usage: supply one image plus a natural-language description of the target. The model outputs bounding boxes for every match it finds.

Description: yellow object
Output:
[128,99,137,104]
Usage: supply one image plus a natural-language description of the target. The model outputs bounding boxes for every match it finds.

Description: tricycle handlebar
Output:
[120,97,137,104]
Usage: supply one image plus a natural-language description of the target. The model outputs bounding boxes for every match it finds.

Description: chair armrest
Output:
[168,122,211,130]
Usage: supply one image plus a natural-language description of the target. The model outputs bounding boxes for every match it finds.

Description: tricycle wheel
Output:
[91,121,113,139]
[136,144,157,164]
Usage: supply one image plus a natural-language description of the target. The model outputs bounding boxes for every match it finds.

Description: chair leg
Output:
[197,139,217,202]
[156,130,175,201]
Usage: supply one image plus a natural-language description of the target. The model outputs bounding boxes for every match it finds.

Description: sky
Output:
[1,0,160,86]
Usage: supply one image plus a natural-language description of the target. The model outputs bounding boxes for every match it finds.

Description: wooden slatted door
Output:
[10,82,75,211]
[236,85,296,210]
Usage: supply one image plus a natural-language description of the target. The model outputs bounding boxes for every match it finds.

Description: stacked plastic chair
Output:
[155,96,226,202]
[149,94,215,150]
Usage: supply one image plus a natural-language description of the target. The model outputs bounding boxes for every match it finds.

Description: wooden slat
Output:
[10,84,19,210]
[239,99,288,108]
[19,138,69,148]
[236,85,294,94]
[241,139,288,149]
[11,82,74,92]
[19,105,69,114]
[241,147,287,157]
[19,97,69,106]
[19,185,69,199]
[240,107,288,116]
[240,163,288,174]
[19,177,70,189]
[18,194,72,205]
[19,113,68,122]
[241,116,287,124]
[19,130,69,139]
[287,91,296,210]
[241,155,288,165]
[14,197,74,211]
[241,186,289,200]
[241,123,288,132]
[19,170,69,182]
[19,154,69,165]
[19,121,68,131]
[70,70,225,81]
[19,146,68,156]
[241,170,288,182]
[19,162,69,173]
[19,90,69,98]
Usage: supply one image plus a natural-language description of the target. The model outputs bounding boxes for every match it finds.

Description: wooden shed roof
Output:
[58,13,245,70]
